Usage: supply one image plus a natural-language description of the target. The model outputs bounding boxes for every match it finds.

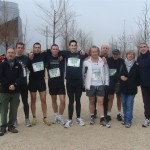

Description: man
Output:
[15,42,31,127]
[27,42,50,126]
[107,49,123,122]
[137,43,150,127]
[46,44,66,125]
[60,40,88,128]
[0,48,23,136]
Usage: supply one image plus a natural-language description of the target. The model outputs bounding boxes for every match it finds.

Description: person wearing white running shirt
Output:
[83,46,110,127]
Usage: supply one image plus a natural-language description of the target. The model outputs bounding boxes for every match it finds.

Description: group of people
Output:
[0,40,150,136]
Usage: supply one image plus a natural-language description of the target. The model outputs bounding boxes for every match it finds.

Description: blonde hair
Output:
[126,50,136,58]
[88,46,100,56]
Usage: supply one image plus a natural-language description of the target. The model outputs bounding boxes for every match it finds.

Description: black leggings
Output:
[66,80,83,120]
[19,84,29,119]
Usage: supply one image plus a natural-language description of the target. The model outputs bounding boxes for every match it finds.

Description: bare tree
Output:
[35,0,68,45]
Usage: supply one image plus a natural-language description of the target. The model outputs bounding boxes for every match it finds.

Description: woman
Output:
[120,50,139,128]
[83,46,110,128]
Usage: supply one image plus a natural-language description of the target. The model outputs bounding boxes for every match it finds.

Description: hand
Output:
[120,76,128,81]
[28,52,34,60]
[80,50,85,55]
[58,56,63,61]
[9,85,15,91]
[102,57,107,64]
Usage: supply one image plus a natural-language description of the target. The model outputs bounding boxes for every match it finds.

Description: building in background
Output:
[0,0,22,54]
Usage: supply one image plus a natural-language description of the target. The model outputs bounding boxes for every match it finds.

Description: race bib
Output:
[49,68,60,78]
[92,70,101,80]
[109,69,117,76]
[32,61,44,72]
[67,58,80,67]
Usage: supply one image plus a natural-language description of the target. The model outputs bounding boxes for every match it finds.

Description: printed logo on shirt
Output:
[49,68,60,78]
[32,61,44,72]
[67,58,80,67]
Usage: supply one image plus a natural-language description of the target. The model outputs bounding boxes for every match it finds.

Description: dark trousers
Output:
[141,87,150,119]
[18,84,29,119]
[66,80,83,120]
[0,93,20,128]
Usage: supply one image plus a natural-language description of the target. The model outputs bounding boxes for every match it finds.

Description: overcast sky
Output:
[5,0,148,49]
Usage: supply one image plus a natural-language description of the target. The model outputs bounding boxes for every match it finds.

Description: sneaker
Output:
[43,118,51,126]
[64,120,73,128]
[125,123,131,128]
[100,118,111,128]
[106,115,112,122]
[52,115,58,124]
[121,121,126,125]
[117,114,123,121]
[8,126,18,133]
[14,119,18,128]
[89,116,95,125]
[32,118,37,125]
[0,128,6,136]
[25,118,32,127]
[142,119,150,127]
[76,118,85,126]
[58,116,65,125]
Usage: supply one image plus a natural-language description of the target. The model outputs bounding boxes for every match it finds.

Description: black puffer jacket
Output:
[120,61,139,95]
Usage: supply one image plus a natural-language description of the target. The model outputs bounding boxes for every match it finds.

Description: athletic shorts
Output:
[28,79,46,92]
[108,82,120,96]
[48,81,65,95]
[86,85,105,97]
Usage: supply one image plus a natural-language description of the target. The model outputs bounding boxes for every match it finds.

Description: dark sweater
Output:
[0,59,23,93]
[107,57,124,87]
[137,51,150,87]
[15,55,29,85]
[60,51,88,80]
[27,52,47,80]
[120,62,139,95]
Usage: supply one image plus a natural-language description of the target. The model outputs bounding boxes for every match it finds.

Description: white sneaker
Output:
[58,116,65,125]
[142,119,150,127]
[76,118,85,126]
[25,118,32,127]
[64,120,73,128]
[52,115,58,124]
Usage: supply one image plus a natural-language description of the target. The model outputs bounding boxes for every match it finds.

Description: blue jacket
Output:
[137,51,150,87]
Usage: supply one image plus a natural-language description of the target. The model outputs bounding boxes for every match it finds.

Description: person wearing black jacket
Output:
[60,40,88,128]
[0,48,23,136]
[15,42,31,127]
[120,50,139,128]
[107,49,124,122]
[27,42,50,126]
[137,43,150,127]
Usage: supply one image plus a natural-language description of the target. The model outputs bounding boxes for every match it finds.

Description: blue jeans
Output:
[121,93,135,124]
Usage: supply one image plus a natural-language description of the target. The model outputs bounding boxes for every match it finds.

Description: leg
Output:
[66,81,75,120]
[121,93,127,123]
[108,94,114,113]
[39,91,47,117]
[116,94,122,112]
[51,95,58,113]
[30,92,36,117]
[20,85,29,119]
[0,93,10,128]
[126,95,135,124]
[103,89,109,117]
[8,93,20,127]
[97,96,104,117]
[141,87,150,119]
[58,95,65,115]
[75,82,82,118]
[89,97,95,115]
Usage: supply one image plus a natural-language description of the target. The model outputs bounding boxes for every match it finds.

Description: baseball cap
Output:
[112,49,120,55]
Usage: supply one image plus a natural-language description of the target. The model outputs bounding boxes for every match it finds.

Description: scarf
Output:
[125,58,135,72]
